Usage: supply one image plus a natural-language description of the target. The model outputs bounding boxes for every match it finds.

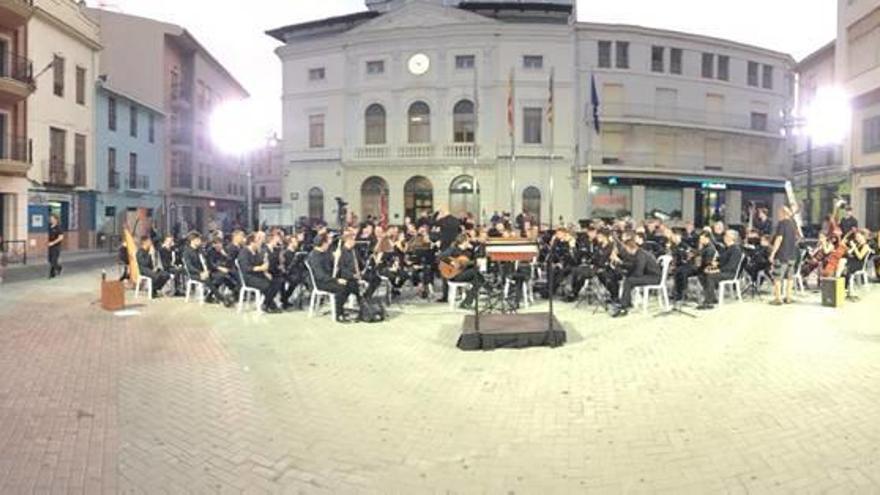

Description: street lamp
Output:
[210,100,266,232]
[797,86,851,226]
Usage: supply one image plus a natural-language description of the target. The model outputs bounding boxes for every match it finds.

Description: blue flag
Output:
[590,74,600,134]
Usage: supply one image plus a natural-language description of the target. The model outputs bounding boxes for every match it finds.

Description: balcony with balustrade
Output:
[599,103,784,137]
[0,134,29,176]
[347,142,480,162]
[127,174,150,192]
[0,51,34,101]
[0,0,33,30]
[42,161,70,187]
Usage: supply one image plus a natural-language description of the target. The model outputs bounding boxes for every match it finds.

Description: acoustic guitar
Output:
[439,255,471,280]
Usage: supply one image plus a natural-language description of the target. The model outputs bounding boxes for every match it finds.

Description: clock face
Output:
[408,53,430,75]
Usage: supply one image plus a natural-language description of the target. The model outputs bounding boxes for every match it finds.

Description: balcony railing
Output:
[793,144,844,173]
[0,51,33,86]
[128,174,149,191]
[108,170,120,190]
[0,134,28,162]
[172,172,192,189]
[354,145,390,160]
[43,161,70,186]
[600,103,783,134]
[444,143,479,159]
[397,144,435,158]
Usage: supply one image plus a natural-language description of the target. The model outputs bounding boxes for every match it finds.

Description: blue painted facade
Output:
[94,85,165,238]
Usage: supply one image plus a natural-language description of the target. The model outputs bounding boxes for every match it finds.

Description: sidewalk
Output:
[0,248,116,285]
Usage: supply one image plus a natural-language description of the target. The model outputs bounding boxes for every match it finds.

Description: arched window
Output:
[361,176,389,221]
[308,187,324,221]
[449,175,480,218]
[522,186,541,224]
[404,176,433,220]
[365,104,386,145]
[408,101,431,144]
[453,99,475,143]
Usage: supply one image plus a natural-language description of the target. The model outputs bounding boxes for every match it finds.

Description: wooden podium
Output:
[101,279,126,311]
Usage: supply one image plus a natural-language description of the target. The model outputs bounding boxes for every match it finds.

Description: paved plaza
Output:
[1,270,880,494]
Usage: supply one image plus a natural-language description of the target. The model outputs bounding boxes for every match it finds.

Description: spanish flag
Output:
[123,227,140,281]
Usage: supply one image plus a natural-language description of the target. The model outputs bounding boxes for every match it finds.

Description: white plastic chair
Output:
[718,253,746,306]
[631,255,672,313]
[234,259,264,313]
[134,275,153,299]
[181,258,206,305]
[447,281,472,310]
[305,260,337,319]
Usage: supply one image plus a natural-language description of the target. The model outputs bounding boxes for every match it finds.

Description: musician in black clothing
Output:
[136,236,169,297]
[307,233,360,323]
[433,208,462,251]
[696,230,743,310]
[207,237,238,297]
[157,235,185,295]
[280,235,306,309]
[567,227,598,301]
[593,229,622,305]
[673,231,716,303]
[611,238,662,317]
[238,233,284,313]
[439,234,482,309]
[183,233,235,307]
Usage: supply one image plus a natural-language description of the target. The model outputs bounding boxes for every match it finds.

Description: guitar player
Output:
[438,234,483,309]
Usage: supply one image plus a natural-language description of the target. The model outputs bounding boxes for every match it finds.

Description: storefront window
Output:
[645,187,682,220]
[591,185,632,218]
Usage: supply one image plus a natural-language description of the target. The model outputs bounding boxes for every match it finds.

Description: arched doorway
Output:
[449,175,480,218]
[361,176,389,222]
[404,176,433,221]
[522,186,541,224]
[308,187,324,222]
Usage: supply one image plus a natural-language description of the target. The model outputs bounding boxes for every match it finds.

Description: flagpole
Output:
[508,67,516,218]
[473,58,480,226]
[547,67,556,336]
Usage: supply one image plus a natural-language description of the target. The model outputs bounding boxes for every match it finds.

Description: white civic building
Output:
[269,0,794,227]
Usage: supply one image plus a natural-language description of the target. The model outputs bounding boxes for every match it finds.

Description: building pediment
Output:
[348,0,498,35]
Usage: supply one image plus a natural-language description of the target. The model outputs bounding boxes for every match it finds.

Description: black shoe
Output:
[223,295,235,308]
[611,307,628,318]
[336,314,352,324]
[57,266,63,275]
[696,303,714,311]
[262,305,281,314]
[436,298,448,303]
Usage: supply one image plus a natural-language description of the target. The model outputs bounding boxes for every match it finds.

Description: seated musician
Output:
[183,233,235,307]
[136,236,170,298]
[593,228,622,306]
[547,229,575,297]
[566,225,598,302]
[845,230,872,300]
[207,236,238,297]
[157,235,185,296]
[611,237,662,318]
[673,230,716,303]
[408,225,436,299]
[439,234,482,310]
[237,233,284,313]
[696,230,743,310]
[280,235,306,310]
[307,233,361,323]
